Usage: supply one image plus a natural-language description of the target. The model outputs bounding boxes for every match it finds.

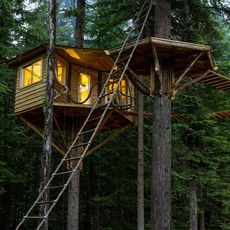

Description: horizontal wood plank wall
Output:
[71,65,98,104]
[14,55,47,114]
[129,79,136,110]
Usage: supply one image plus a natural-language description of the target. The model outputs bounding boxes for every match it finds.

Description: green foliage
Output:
[0,0,229,229]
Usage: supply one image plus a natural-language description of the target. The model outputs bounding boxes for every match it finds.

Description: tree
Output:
[151,1,172,230]
[40,0,56,229]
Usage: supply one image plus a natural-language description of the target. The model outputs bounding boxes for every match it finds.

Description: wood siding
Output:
[14,55,136,115]
[14,55,47,114]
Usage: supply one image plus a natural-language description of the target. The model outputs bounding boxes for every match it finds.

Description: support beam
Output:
[173,52,204,87]
[176,70,210,92]
[20,117,65,155]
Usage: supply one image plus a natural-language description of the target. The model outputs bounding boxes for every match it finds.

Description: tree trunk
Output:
[67,1,86,228]
[75,0,86,48]
[189,179,198,230]
[40,0,56,229]
[137,77,144,230]
[151,1,171,230]
[67,123,82,230]
[199,189,205,230]
[67,170,81,230]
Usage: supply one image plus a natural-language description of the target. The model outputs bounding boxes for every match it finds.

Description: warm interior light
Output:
[32,60,42,83]
[109,79,126,100]
[23,60,42,87]
[65,49,81,60]
[57,60,65,84]
[80,73,90,104]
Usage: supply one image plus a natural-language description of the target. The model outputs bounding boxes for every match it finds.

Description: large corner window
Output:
[79,73,90,104]
[22,60,42,87]
[57,59,66,85]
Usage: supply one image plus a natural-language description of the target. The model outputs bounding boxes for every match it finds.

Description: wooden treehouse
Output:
[10,45,136,155]
[11,0,230,227]
[12,38,230,229]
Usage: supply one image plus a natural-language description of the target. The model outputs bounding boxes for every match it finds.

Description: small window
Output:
[79,73,90,104]
[109,79,127,100]
[57,59,66,84]
[22,60,42,87]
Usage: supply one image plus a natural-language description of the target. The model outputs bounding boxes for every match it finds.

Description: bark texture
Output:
[67,0,86,228]
[40,0,56,229]
[67,170,80,230]
[189,179,198,230]
[137,77,144,230]
[67,125,82,230]
[151,62,172,230]
[75,0,86,48]
[154,0,171,38]
[151,1,172,229]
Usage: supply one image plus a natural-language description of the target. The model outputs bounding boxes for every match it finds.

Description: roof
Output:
[108,37,215,75]
[108,37,230,92]
[9,44,114,72]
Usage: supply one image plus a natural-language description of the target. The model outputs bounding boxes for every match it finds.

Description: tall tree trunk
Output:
[67,122,82,230]
[40,0,56,229]
[199,189,206,230]
[137,78,144,230]
[189,179,198,230]
[151,1,171,230]
[67,0,86,229]
[75,0,86,48]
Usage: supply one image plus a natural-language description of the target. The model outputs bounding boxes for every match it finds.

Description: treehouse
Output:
[10,44,136,154]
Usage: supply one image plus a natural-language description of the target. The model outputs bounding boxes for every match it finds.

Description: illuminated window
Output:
[109,79,126,100]
[79,73,90,104]
[22,60,42,87]
[57,59,65,84]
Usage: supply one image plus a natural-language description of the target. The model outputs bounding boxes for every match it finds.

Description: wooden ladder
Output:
[15,0,154,229]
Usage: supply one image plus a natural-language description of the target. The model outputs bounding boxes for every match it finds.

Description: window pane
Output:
[80,73,90,104]
[32,60,42,83]
[24,66,32,87]
[57,60,65,84]
[23,60,42,87]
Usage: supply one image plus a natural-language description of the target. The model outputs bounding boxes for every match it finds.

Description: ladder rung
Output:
[45,184,66,190]
[64,156,83,162]
[117,55,130,64]
[36,200,56,205]
[111,67,125,76]
[105,79,119,87]
[140,4,150,15]
[99,91,114,98]
[80,128,97,135]
[94,102,110,110]
[88,115,102,123]
[72,142,90,149]
[25,216,45,219]
[135,12,148,25]
[53,170,73,176]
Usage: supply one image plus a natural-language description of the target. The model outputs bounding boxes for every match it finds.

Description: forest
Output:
[0,0,230,229]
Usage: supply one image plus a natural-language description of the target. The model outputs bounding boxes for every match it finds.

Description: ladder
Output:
[16,0,154,229]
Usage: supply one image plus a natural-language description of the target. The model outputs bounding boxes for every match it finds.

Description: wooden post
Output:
[151,1,172,229]
[137,77,144,230]
[189,178,198,230]
[40,0,56,229]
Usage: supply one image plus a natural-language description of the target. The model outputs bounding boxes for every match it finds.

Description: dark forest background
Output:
[0,0,229,229]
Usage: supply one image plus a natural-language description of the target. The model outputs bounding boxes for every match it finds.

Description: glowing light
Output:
[65,49,81,60]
